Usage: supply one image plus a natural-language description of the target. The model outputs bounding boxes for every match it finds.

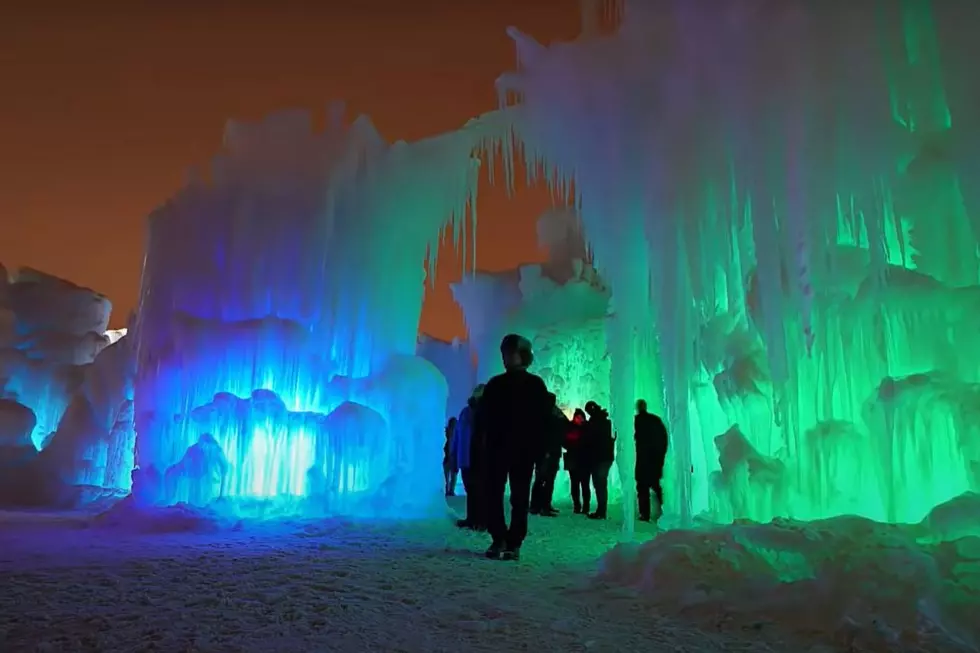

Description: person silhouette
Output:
[478,334,553,561]
[634,399,668,522]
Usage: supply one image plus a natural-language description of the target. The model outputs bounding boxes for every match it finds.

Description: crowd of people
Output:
[441,333,670,562]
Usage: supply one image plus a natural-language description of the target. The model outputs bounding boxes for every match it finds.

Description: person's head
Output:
[572,408,586,424]
[500,333,534,371]
[447,416,457,430]
[584,401,600,417]
[636,399,648,414]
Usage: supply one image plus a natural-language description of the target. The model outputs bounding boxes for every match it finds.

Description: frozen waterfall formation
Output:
[488,0,980,527]
[0,266,135,506]
[131,109,490,517]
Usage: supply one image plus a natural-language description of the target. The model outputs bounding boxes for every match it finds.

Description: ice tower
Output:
[133,109,482,517]
[494,0,980,528]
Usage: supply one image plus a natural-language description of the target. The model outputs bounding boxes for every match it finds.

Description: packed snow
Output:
[2,495,975,653]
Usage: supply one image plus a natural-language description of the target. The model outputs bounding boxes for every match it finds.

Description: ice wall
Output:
[134,109,483,517]
[37,321,137,496]
[0,266,112,451]
[493,0,980,527]
[0,267,134,507]
[417,334,476,422]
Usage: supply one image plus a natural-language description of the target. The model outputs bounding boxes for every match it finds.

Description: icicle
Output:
[786,144,815,357]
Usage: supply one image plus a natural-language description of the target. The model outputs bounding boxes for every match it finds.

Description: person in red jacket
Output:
[563,408,591,514]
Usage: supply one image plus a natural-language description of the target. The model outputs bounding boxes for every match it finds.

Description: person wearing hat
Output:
[476,333,553,561]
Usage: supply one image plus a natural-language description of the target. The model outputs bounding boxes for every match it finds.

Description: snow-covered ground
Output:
[0,496,975,652]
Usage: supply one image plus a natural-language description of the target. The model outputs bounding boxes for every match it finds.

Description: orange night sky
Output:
[0,1,582,339]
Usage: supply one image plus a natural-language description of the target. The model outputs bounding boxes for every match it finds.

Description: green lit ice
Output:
[489,0,980,529]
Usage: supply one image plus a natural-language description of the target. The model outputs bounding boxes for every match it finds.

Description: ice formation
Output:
[2,0,978,550]
[491,0,980,529]
[132,109,484,517]
[417,334,476,422]
[0,266,135,506]
[0,266,113,450]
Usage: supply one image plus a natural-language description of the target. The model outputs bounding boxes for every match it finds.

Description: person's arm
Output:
[475,380,494,449]
[449,413,462,459]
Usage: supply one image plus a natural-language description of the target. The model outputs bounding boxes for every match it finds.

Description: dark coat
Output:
[476,368,552,465]
[585,412,615,467]
[635,412,668,481]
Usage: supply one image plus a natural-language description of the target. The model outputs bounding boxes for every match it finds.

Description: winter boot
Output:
[485,540,505,560]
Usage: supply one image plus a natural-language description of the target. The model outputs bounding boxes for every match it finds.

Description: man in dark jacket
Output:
[584,400,615,520]
[634,399,669,522]
[530,394,566,517]
[478,333,553,561]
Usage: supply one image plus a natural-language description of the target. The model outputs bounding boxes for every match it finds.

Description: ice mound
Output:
[92,495,242,534]
[597,493,980,651]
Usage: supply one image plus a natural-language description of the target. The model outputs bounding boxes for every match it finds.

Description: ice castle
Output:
[0,0,977,529]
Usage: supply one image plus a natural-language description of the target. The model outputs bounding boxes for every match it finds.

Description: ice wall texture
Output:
[134,109,481,517]
[0,266,135,506]
[494,0,980,527]
[0,266,112,450]
[417,334,476,421]
[452,209,611,410]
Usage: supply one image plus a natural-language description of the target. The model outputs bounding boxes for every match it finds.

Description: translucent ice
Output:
[0,267,112,450]
[492,0,980,528]
[134,109,480,517]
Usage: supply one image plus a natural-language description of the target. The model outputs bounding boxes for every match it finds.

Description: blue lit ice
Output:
[131,110,482,518]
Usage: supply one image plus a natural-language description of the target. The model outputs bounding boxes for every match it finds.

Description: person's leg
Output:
[580,472,592,514]
[485,464,509,554]
[471,466,488,529]
[637,477,651,521]
[590,462,610,518]
[542,460,559,513]
[529,460,544,514]
[449,469,458,496]
[458,468,477,527]
[653,468,665,520]
[569,470,582,513]
[504,460,536,557]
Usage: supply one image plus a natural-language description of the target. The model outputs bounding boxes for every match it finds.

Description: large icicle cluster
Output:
[494,0,980,527]
[134,108,484,517]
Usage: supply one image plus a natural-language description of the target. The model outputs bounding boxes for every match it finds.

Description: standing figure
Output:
[452,385,486,531]
[584,400,615,520]
[530,394,567,517]
[443,417,459,496]
[564,408,591,514]
[634,399,669,522]
[479,334,552,561]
